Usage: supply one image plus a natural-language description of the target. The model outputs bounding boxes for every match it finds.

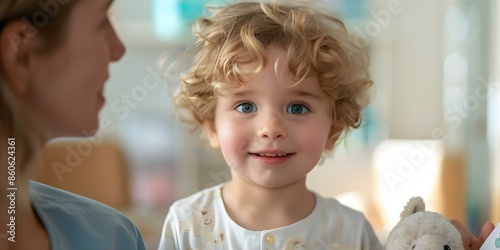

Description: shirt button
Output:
[265,234,275,244]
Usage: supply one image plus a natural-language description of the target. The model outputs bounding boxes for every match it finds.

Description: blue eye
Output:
[287,104,309,114]
[236,103,257,113]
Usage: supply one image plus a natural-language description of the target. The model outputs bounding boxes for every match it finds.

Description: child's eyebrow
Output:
[227,90,254,98]
[290,90,323,101]
[226,89,322,101]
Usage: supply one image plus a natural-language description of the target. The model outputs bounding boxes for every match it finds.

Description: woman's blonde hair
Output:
[0,0,79,172]
[174,0,372,148]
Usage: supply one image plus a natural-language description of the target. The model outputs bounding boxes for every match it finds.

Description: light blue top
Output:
[30,181,145,250]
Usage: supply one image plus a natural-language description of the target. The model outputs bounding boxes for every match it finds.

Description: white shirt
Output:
[159,184,383,250]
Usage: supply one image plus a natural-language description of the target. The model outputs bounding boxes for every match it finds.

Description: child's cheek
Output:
[217,119,249,151]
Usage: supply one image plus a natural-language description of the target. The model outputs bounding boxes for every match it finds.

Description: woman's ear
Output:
[204,120,220,149]
[0,20,36,95]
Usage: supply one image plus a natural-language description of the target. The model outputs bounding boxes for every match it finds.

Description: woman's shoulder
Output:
[30,181,145,250]
[30,180,124,217]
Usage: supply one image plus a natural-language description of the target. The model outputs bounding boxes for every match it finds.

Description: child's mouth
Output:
[251,153,291,158]
[249,153,295,165]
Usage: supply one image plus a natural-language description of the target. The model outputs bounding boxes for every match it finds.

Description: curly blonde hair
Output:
[174,0,372,147]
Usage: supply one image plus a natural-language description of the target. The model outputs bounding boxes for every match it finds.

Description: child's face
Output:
[207,47,334,188]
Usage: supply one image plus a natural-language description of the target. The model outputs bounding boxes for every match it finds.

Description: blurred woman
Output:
[0,0,145,249]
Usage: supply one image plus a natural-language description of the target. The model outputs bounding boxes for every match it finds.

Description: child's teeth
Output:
[259,154,287,157]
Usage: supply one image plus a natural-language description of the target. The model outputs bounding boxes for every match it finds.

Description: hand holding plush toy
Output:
[386,197,464,250]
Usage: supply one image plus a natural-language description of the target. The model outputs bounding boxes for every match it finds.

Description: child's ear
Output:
[325,137,336,151]
[325,125,341,150]
[204,120,220,149]
[0,20,34,95]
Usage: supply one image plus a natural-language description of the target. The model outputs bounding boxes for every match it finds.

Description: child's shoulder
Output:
[318,194,370,226]
[170,183,225,210]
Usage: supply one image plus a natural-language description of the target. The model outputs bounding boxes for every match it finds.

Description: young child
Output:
[158,1,383,249]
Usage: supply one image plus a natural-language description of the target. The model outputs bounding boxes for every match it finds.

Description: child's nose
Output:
[257,111,287,140]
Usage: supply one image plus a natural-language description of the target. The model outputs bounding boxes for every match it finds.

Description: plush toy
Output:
[386,197,464,250]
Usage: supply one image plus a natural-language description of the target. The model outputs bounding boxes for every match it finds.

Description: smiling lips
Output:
[250,151,294,165]
[254,153,289,157]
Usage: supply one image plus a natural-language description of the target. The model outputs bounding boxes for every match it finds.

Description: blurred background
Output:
[34,0,499,248]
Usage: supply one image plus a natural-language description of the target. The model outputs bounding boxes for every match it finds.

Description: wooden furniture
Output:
[34,139,130,210]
